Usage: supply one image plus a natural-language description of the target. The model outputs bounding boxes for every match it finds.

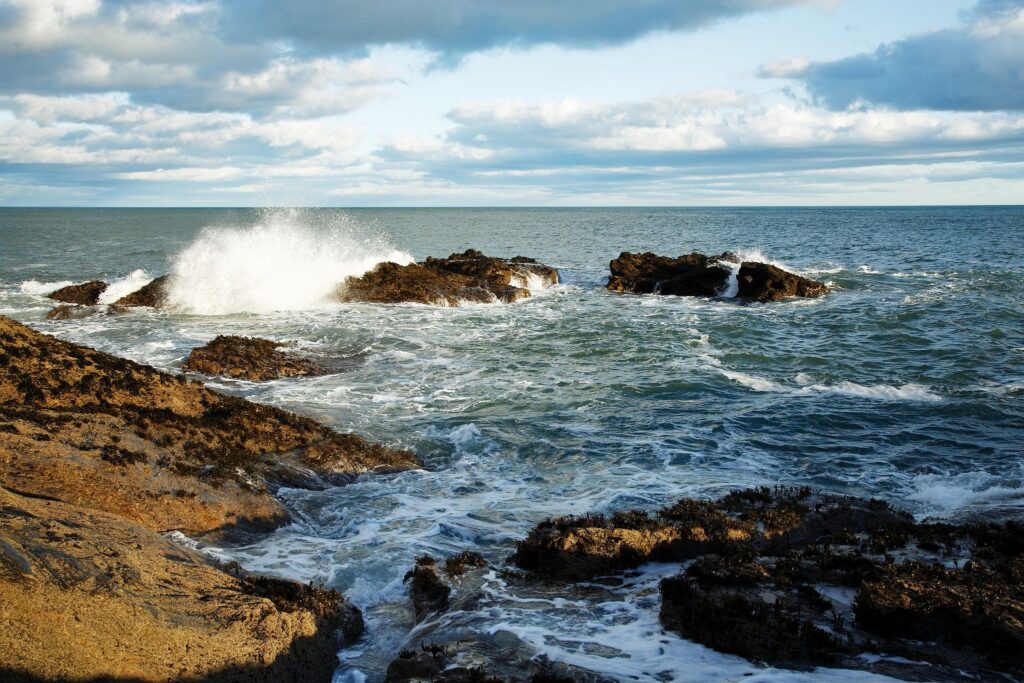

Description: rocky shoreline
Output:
[0,316,415,681]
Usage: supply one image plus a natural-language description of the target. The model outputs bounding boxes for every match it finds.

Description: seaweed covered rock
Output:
[516,486,1024,680]
[114,273,170,307]
[182,335,327,381]
[0,487,361,683]
[606,251,828,302]
[47,279,107,305]
[0,316,418,538]
[405,555,452,621]
[337,250,558,306]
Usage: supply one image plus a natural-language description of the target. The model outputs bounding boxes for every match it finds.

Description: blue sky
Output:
[0,0,1022,206]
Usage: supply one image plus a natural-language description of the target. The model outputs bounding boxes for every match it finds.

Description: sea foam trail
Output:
[167,209,413,315]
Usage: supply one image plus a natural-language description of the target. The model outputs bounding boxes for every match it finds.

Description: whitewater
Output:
[1,206,1022,681]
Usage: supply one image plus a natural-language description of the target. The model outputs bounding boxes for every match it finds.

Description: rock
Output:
[607,251,735,297]
[445,550,488,577]
[337,250,558,306]
[114,273,170,307]
[855,561,1024,669]
[44,304,94,320]
[736,261,830,302]
[0,486,361,683]
[514,486,1023,680]
[181,335,328,382]
[0,315,418,539]
[47,280,107,305]
[606,251,828,302]
[405,555,452,620]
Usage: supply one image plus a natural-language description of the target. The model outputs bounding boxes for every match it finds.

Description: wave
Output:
[166,208,413,315]
[98,269,154,305]
[719,368,941,401]
[19,279,74,296]
[908,470,1024,519]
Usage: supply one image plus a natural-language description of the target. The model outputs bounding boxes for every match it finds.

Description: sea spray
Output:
[166,208,413,315]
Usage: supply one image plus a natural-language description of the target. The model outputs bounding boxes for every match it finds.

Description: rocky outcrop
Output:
[114,273,170,307]
[514,487,1024,681]
[337,250,558,306]
[182,335,328,382]
[0,316,418,538]
[0,486,362,683]
[47,280,107,305]
[0,316,417,681]
[606,251,828,302]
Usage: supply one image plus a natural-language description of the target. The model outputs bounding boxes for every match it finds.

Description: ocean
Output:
[1,206,1022,681]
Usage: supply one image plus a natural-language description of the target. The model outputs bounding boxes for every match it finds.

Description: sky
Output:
[0,0,1022,206]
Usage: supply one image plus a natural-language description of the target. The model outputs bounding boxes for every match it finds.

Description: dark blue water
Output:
[2,206,1022,681]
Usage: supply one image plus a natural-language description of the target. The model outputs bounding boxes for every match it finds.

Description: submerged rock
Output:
[0,486,361,683]
[0,315,418,539]
[44,304,94,320]
[47,279,107,305]
[337,250,558,306]
[513,486,1024,681]
[114,273,170,307]
[606,251,828,302]
[182,335,328,382]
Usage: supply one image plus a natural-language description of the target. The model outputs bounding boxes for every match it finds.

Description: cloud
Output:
[771,0,1024,111]
[218,0,811,64]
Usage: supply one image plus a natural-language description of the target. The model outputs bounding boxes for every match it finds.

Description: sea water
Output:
[1,206,1022,681]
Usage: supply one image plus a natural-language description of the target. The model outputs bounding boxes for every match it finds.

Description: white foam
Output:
[719,369,941,402]
[908,471,1024,518]
[19,279,74,296]
[98,269,153,305]
[510,271,552,291]
[166,208,413,315]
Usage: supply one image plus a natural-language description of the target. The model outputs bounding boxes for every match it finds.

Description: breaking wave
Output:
[166,208,412,315]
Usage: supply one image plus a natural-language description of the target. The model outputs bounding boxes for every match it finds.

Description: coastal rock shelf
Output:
[0,316,418,682]
[607,251,829,302]
[508,487,1024,682]
[337,249,559,306]
[181,335,328,382]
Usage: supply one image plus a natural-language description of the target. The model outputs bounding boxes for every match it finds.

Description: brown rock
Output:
[0,486,361,683]
[737,261,830,302]
[855,561,1024,668]
[0,315,418,538]
[182,335,327,382]
[47,280,107,305]
[405,555,452,620]
[607,251,828,302]
[114,273,170,307]
[44,304,94,320]
[337,250,558,306]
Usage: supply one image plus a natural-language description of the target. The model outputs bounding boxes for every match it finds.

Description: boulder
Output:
[405,555,452,621]
[47,280,107,305]
[114,273,170,307]
[0,316,418,539]
[0,486,361,683]
[338,250,558,306]
[606,251,828,302]
[182,335,328,382]
[44,304,94,320]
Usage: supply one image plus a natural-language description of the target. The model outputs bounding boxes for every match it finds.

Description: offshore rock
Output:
[182,335,328,382]
[606,251,828,302]
[44,304,95,320]
[114,273,170,307]
[0,486,362,683]
[0,315,418,539]
[337,250,558,306]
[47,279,107,305]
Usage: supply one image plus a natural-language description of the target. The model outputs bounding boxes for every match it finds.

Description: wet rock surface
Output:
[512,487,1024,681]
[0,486,362,683]
[47,280,107,305]
[405,555,453,621]
[607,251,828,302]
[337,250,558,306]
[0,316,418,538]
[182,335,328,382]
[114,273,170,307]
